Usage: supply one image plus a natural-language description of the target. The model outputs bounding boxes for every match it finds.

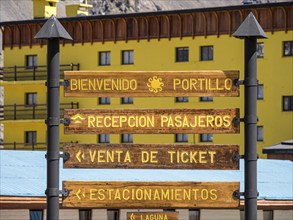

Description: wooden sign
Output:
[62,181,240,208]
[64,71,239,97]
[64,108,240,134]
[63,143,239,170]
[127,212,179,220]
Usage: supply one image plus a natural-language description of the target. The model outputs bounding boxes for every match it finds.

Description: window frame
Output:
[189,209,201,220]
[175,134,188,143]
[99,51,111,66]
[98,134,110,143]
[175,97,189,103]
[79,209,92,220]
[257,126,264,142]
[107,209,120,220]
[176,47,189,62]
[200,46,214,61]
[283,96,293,111]
[283,41,293,57]
[25,131,37,144]
[200,134,213,142]
[29,209,43,220]
[200,97,213,102]
[121,97,134,104]
[256,42,264,58]
[26,92,37,106]
[122,50,134,65]
[257,84,264,100]
[26,55,38,69]
[121,134,133,143]
[98,97,110,105]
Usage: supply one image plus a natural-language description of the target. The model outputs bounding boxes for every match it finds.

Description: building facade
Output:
[0,2,292,156]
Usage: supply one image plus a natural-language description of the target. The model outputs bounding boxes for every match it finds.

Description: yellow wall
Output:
[33,0,58,18]
[2,31,293,157]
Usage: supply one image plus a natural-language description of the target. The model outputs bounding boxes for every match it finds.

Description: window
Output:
[79,209,92,220]
[263,210,274,220]
[98,97,110,105]
[26,93,37,105]
[257,85,264,100]
[283,96,293,111]
[189,209,201,220]
[25,131,37,144]
[175,97,188,103]
[200,97,213,102]
[29,210,43,220]
[256,42,264,58]
[200,134,213,142]
[283,41,293,56]
[122,50,134,64]
[98,134,110,143]
[26,55,37,68]
[175,134,188,143]
[121,134,133,143]
[176,47,189,62]
[122,97,133,104]
[200,46,213,61]
[257,126,264,142]
[107,209,120,220]
[99,51,111,66]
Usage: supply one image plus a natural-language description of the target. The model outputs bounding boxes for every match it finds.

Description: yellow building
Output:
[0,2,292,158]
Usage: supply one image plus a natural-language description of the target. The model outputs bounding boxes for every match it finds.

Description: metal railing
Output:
[0,141,78,151]
[3,102,79,120]
[0,63,79,81]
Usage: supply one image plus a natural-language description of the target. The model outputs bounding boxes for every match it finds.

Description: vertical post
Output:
[35,15,72,220]
[46,37,60,220]
[233,12,267,220]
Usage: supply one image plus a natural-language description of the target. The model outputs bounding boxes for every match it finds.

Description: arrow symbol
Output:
[76,150,85,162]
[130,213,135,220]
[76,188,81,200]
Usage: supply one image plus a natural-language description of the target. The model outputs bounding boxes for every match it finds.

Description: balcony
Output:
[2,102,79,120]
[0,63,79,81]
[0,141,78,151]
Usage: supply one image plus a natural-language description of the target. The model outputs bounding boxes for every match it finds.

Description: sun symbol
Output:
[147,76,164,93]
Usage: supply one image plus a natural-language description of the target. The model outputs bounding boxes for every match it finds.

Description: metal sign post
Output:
[35,16,72,220]
[233,12,267,220]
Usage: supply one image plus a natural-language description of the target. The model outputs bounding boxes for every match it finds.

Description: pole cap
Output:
[34,15,73,40]
[233,12,267,39]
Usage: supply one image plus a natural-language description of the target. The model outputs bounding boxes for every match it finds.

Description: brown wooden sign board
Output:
[62,181,240,208]
[63,143,239,170]
[64,108,240,134]
[127,212,179,220]
[64,71,239,97]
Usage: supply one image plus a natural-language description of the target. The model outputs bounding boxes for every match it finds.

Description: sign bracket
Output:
[61,118,71,126]
[60,152,70,162]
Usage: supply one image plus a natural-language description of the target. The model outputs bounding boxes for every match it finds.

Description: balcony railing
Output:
[0,141,78,151]
[0,63,79,81]
[3,102,79,120]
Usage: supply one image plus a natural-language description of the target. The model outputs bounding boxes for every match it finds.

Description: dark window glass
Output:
[29,210,43,220]
[98,134,110,143]
[283,41,293,56]
[175,134,188,143]
[283,96,293,111]
[107,209,120,220]
[200,97,213,102]
[122,97,134,104]
[26,93,37,105]
[263,210,274,220]
[200,46,213,61]
[257,126,264,142]
[26,55,37,68]
[99,97,110,105]
[99,51,111,66]
[200,134,213,142]
[25,131,37,144]
[256,42,264,58]
[189,209,201,220]
[121,134,133,143]
[176,47,189,62]
[175,97,188,103]
[122,50,134,64]
[257,85,264,100]
[79,209,92,220]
